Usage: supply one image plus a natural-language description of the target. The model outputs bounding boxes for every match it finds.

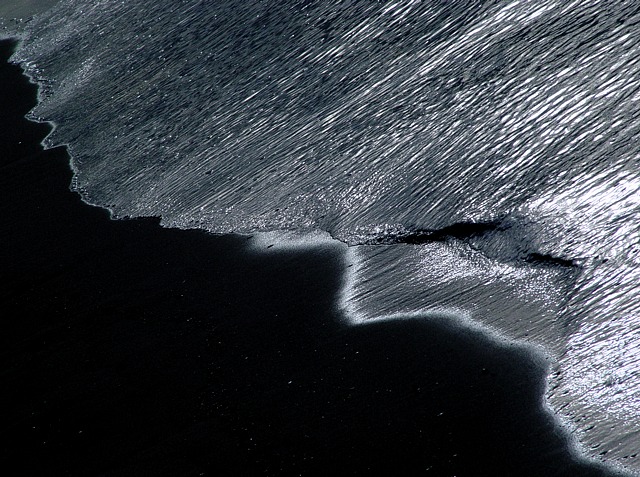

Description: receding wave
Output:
[7,0,640,470]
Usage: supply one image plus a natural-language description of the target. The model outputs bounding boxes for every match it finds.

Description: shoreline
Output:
[0,37,630,477]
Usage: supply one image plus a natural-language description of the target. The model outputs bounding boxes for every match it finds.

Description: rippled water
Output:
[5,0,640,471]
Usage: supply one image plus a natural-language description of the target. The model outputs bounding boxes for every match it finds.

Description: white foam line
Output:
[348,308,634,474]
[247,229,345,252]
[3,36,50,126]
[337,245,363,321]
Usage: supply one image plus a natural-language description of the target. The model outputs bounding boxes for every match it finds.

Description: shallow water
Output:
[0,0,58,20]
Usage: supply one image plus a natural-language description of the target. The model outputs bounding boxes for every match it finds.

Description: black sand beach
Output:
[0,39,624,476]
